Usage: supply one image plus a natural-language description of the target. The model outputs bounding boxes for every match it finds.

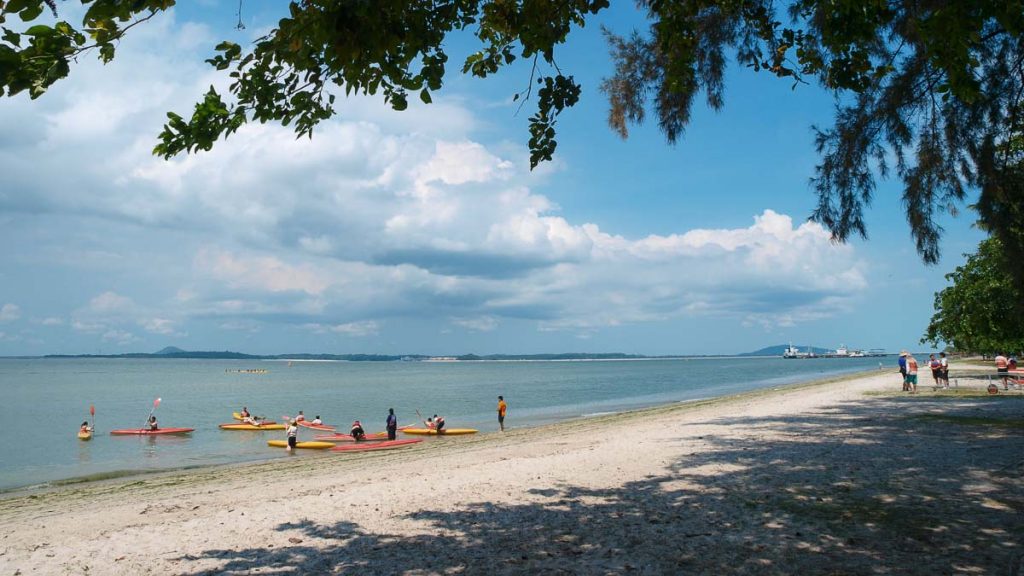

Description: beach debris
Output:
[288,537,302,544]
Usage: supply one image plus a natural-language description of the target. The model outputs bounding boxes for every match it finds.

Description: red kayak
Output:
[110,428,194,436]
[330,439,422,452]
[296,421,336,431]
[314,432,390,442]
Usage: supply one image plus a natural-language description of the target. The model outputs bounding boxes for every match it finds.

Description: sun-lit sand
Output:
[1,369,1021,575]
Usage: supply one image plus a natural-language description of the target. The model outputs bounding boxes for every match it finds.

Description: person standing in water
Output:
[497,396,507,431]
[285,420,298,451]
[386,408,398,440]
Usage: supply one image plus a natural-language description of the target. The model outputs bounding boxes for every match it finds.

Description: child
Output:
[311,415,323,425]
[148,415,159,431]
[80,421,92,433]
[295,411,306,422]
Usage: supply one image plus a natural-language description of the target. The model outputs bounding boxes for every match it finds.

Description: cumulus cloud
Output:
[303,321,380,337]
[0,304,20,322]
[0,10,871,352]
[451,316,499,332]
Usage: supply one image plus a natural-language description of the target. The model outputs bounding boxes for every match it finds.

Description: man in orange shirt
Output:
[497,396,507,431]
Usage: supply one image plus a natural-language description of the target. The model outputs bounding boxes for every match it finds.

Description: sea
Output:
[0,356,889,492]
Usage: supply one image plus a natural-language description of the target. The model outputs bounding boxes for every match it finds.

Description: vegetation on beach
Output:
[922,237,1024,355]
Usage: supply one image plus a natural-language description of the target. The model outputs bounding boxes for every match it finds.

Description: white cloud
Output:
[303,321,380,337]
[0,12,873,352]
[451,316,499,332]
[102,329,139,345]
[0,304,20,322]
[40,317,64,326]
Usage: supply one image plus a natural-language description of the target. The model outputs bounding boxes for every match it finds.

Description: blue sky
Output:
[0,3,985,356]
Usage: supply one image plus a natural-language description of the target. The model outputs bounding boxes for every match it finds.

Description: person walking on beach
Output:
[386,408,398,440]
[939,352,950,388]
[898,351,909,391]
[285,420,298,452]
[497,396,507,431]
[905,353,919,393]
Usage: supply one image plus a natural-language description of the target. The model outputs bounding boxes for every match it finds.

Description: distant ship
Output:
[783,343,882,359]
[782,344,816,359]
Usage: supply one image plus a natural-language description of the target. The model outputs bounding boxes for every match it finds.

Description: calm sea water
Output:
[0,356,887,491]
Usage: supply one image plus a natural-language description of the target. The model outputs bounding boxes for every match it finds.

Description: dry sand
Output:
[1,369,1022,575]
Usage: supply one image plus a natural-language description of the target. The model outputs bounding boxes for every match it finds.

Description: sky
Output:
[0,3,987,357]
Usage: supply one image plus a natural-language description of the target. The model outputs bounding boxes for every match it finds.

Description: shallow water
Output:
[0,356,889,490]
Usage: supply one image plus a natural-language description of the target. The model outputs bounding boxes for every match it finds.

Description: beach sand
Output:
[1,370,1022,575]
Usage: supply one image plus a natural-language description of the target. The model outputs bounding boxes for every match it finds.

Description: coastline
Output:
[0,369,877,498]
[2,368,1021,574]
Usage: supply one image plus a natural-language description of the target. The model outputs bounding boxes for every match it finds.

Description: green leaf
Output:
[419,88,431,104]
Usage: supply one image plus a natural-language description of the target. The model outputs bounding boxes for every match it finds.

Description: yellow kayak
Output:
[266,440,334,450]
[77,430,93,441]
[220,423,286,431]
[402,428,478,436]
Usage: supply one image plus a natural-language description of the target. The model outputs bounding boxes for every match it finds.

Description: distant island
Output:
[43,348,707,361]
[33,344,877,360]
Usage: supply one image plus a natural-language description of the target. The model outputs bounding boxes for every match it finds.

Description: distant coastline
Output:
[0,343,891,361]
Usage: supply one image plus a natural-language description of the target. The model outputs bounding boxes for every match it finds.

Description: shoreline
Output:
[0,369,880,499]
[2,368,1020,575]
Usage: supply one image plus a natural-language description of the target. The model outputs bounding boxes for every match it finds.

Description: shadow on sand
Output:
[180,395,1023,575]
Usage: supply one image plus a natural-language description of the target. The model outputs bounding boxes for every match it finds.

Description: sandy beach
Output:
[1,369,1021,575]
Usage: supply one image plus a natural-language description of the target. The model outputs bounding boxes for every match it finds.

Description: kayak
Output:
[219,422,286,431]
[77,430,92,441]
[110,428,194,436]
[401,428,478,436]
[314,432,390,442]
[232,412,274,423]
[330,439,422,452]
[266,440,334,450]
[297,421,336,431]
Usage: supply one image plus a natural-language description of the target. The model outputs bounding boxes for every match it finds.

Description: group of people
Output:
[898,350,949,392]
[274,395,509,451]
[899,351,1024,392]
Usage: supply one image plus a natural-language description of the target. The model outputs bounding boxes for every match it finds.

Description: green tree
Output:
[922,237,1024,354]
[1,0,1023,268]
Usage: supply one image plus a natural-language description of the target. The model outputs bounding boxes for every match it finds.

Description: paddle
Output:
[144,397,161,430]
[90,404,95,433]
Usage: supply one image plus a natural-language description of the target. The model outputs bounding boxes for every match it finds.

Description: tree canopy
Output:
[2,0,1023,268]
[922,237,1024,354]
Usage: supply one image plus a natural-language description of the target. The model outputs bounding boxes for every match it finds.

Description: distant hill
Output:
[154,346,186,355]
[738,344,831,357]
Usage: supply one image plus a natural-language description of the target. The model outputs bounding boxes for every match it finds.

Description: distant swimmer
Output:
[497,396,507,431]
